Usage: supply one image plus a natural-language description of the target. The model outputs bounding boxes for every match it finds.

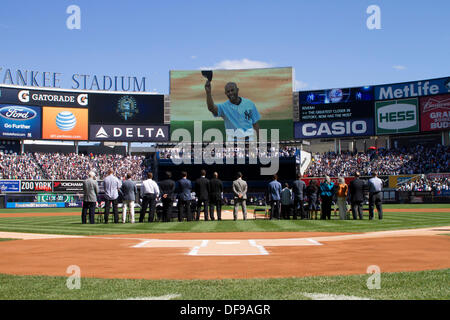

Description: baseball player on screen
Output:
[205,79,261,142]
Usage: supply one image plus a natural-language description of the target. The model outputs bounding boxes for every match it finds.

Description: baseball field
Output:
[0,203,449,300]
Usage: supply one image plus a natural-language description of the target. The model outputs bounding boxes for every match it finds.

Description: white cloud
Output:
[295,80,309,91]
[199,58,273,70]
[393,65,407,70]
[190,55,197,59]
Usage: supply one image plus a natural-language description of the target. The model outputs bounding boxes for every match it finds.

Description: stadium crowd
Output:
[397,176,450,192]
[0,152,146,181]
[158,146,297,160]
[0,152,46,180]
[305,145,449,177]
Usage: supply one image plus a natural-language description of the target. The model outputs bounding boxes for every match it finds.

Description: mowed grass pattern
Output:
[0,204,449,236]
[0,269,448,300]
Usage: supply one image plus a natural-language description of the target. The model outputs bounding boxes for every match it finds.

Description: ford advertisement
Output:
[0,104,41,139]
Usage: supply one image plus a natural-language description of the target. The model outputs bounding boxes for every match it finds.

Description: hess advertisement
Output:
[42,107,88,140]
[375,98,419,135]
[0,104,41,139]
[170,67,293,141]
[419,94,450,132]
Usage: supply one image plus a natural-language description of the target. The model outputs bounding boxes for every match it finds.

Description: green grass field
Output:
[0,269,448,300]
[0,203,448,300]
[0,204,448,236]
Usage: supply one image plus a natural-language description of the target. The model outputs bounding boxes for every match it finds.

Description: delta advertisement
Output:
[374,77,450,101]
[42,107,88,140]
[0,104,41,139]
[170,67,293,141]
[0,86,88,107]
[419,94,450,132]
[375,98,419,135]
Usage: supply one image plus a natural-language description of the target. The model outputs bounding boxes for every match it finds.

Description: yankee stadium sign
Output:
[0,66,148,92]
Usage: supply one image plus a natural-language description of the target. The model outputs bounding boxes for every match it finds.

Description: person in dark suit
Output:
[121,172,137,223]
[195,169,210,220]
[158,171,176,222]
[306,180,319,219]
[267,174,282,220]
[176,171,193,221]
[292,174,307,219]
[82,171,98,224]
[209,172,223,220]
[349,171,367,220]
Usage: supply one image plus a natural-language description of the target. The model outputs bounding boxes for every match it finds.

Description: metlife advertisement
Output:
[374,77,450,101]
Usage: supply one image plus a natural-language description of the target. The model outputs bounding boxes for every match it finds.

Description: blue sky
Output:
[0,0,449,94]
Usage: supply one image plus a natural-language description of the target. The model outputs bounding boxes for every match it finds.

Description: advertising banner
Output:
[375,77,450,101]
[388,175,419,188]
[6,202,66,208]
[419,94,450,132]
[36,193,76,202]
[0,180,21,192]
[299,86,374,105]
[295,99,375,139]
[375,98,419,135]
[52,180,84,192]
[88,93,164,125]
[170,67,293,141]
[0,104,41,139]
[20,180,53,192]
[42,107,88,140]
[89,124,169,142]
[295,118,374,139]
[0,86,88,107]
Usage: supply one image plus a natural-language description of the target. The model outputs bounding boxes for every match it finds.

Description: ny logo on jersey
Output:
[244,110,252,121]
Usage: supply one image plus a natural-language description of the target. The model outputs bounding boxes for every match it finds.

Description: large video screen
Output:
[295,100,375,139]
[88,93,164,125]
[170,67,293,141]
[299,86,374,105]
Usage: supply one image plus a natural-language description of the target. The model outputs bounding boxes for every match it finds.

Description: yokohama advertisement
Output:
[53,180,84,192]
[419,94,450,132]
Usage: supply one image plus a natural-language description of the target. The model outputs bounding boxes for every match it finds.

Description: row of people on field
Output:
[82,168,384,224]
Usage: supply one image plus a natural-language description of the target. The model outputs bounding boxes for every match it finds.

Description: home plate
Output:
[132,238,322,256]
